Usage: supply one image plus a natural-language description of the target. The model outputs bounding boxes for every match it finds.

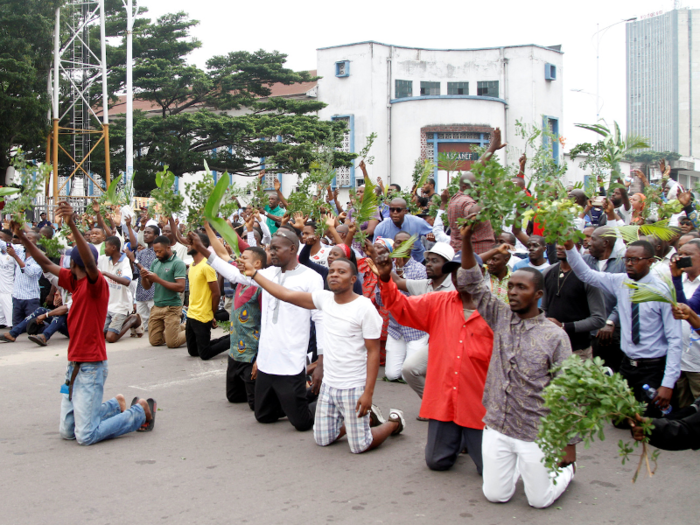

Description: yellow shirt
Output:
[187,259,218,323]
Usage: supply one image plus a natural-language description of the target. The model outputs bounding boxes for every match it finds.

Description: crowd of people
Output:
[2,128,700,508]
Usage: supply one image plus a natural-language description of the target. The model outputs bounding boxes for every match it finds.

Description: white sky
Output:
[141,0,699,152]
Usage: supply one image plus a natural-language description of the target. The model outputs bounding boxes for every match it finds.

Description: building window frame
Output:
[447,82,469,95]
[477,80,499,97]
[395,79,412,99]
[331,115,355,188]
[420,81,441,96]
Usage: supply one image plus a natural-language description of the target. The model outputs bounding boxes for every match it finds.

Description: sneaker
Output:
[388,408,406,435]
[369,404,386,427]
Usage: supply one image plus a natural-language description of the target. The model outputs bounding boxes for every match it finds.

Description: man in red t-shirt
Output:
[11,202,156,445]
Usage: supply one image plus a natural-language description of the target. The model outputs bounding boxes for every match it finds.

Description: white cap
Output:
[424,242,455,263]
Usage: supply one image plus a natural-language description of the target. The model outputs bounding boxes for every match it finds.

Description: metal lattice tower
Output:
[49,0,110,216]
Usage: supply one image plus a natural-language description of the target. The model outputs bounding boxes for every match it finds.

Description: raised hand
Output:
[91,201,100,213]
[518,153,527,172]
[57,202,75,224]
[459,212,479,239]
[292,212,305,230]
[258,169,266,180]
[337,211,347,224]
[324,213,335,229]
[672,302,692,320]
[241,256,257,277]
[187,231,205,253]
[370,244,393,282]
[273,178,281,192]
[244,213,256,232]
[679,190,693,207]
[488,128,507,152]
[280,213,290,226]
[440,188,450,205]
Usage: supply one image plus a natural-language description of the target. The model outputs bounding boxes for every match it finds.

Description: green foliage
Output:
[602,219,677,244]
[568,142,610,180]
[357,132,377,165]
[458,155,533,237]
[204,175,240,257]
[3,151,51,226]
[411,158,436,190]
[353,175,379,244]
[0,187,20,200]
[515,120,567,197]
[37,236,63,259]
[391,234,418,259]
[522,198,584,245]
[150,166,184,218]
[624,274,677,307]
[0,0,61,172]
[437,152,462,184]
[184,167,215,231]
[96,174,130,217]
[574,121,649,188]
[624,150,681,164]
[537,356,657,483]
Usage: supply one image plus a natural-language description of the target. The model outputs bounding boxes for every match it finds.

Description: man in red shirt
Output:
[10,202,155,445]
[371,247,494,474]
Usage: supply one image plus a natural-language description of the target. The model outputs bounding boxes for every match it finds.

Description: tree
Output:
[91,11,351,193]
[0,0,62,173]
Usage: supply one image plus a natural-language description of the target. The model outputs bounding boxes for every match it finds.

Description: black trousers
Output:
[425,419,483,475]
[226,356,255,410]
[592,330,624,372]
[254,369,315,431]
[186,319,229,360]
[619,356,666,419]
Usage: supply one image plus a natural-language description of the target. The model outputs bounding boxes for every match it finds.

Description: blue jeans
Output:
[10,307,69,340]
[12,297,40,328]
[59,361,146,445]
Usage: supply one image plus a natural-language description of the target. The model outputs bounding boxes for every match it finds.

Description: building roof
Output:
[102,70,318,116]
[317,40,563,54]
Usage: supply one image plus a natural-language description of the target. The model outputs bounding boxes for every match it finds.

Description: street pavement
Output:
[1,330,698,525]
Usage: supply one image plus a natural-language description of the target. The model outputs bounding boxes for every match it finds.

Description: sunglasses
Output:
[389,207,406,213]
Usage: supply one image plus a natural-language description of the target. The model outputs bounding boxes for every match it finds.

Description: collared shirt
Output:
[651,247,676,281]
[207,249,324,376]
[405,275,456,296]
[487,269,512,304]
[674,273,700,373]
[264,204,285,235]
[150,253,187,307]
[447,191,495,254]
[431,210,451,244]
[583,253,626,327]
[230,281,263,363]
[372,215,433,262]
[134,246,157,302]
[6,243,42,300]
[567,247,683,389]
[377,257,428,342]
[379,277,493,429]
[458,265,573,442]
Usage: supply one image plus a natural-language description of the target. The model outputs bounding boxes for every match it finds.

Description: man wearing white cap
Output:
[387,242,456,400]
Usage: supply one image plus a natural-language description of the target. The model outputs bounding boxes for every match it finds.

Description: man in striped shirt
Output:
[2,232,42,331]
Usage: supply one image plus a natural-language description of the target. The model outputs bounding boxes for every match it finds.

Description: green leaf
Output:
[204,175,240,257]
[391,234,418,259]
[0,187,20,199]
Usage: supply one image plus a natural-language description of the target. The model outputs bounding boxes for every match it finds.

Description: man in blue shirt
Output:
[373,198,433,263]
[565,238,682,418]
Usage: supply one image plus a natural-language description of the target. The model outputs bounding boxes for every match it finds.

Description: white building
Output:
[316,41,564,192]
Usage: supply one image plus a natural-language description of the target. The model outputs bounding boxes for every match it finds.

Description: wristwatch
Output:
[605,320,614,327]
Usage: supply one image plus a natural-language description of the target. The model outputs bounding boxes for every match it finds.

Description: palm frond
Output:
[105,174,122,204]
[603,219,677,244]
[391,234,418,259]
[575,123,610,137]
[204,175,240,256]
[354,174,378,226]
[624,275,677,306]
[0,187,20,200]
[416,159,435,191]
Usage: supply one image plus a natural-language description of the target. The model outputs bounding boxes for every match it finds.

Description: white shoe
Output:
[388,408,406,435]
[369,404,385,427]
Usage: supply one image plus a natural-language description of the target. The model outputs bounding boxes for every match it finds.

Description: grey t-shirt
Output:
[405,277,456,297]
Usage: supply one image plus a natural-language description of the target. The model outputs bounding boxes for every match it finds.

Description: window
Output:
[395,79,412,99]
[420,81,440,96]
[335,60,350,78]
[447,82,469,95]
[331,115,354,187]
[477,81,499,97]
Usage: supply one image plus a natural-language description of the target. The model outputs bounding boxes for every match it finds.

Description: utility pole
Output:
[123,0,138,199]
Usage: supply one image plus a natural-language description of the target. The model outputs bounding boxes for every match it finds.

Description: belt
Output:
[623,355,666,367]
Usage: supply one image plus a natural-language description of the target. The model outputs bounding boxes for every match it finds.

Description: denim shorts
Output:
[104,312,128,334]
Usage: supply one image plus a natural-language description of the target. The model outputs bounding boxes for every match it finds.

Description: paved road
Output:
[1,331,697,525]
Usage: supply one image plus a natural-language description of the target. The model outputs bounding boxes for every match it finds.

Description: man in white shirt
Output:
[0,229,15,328]
[239,254,406,452]
[191,229,323,431]
[98,236,140,343]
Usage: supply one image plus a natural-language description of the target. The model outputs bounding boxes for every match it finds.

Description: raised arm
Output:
[169,216,189,246]
[91,201,113,237]
[563,239,623,296]
[240,256,315,310]
[62,202,99,282]
[9,223,61,277]
[273,178,289,209]
[203,221,230,261]
[126,216,137,249]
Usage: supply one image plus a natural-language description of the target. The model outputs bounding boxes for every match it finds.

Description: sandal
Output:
[137,398,157,432]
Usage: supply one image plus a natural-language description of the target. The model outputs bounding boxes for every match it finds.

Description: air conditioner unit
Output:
[545,63,557,81]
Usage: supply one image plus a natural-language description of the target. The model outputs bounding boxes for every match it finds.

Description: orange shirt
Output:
[379,279,494,429]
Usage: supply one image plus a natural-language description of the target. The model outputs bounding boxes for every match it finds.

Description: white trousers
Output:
[385,333,429,381]
[0,293,12,326]
[133,300,154,334]
[402,344,429,398]
[482,427,574,509]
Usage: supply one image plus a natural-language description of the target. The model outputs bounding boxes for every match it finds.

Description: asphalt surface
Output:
[1,330,698,525]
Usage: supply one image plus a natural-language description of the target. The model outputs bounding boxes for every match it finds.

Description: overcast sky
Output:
[141,0,698,152]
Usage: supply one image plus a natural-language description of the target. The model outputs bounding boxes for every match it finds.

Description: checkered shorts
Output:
[314,382,373,454]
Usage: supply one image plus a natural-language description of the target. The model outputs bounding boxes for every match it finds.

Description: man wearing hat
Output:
[37,212,52,230]
[386,242,456,400]
[371,244,494,474]
[8,202,156,444]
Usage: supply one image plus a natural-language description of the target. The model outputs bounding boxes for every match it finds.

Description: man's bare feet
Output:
[116,394,126,412]
[138,399,152,423]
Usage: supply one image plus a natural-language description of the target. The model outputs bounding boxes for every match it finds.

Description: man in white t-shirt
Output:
[240,256,406,453]
[512,236,550,272]
[0,229,15,328]
[97,236,141,342]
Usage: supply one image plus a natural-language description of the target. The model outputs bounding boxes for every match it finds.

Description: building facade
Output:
[626,9,700,157]
[316,41,564,192]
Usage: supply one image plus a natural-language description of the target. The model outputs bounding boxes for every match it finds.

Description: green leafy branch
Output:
[537,356,658,484]
[150,166,185,219]
[204,174,240,257]
[37,236,63,259]
[357,132,377,165]
[3,150,51,226]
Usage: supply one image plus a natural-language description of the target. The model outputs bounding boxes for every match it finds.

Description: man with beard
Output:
[610,185,632,225]
[542,244,606,360]
[139,235,187,348]
[125,223,160,334]
[183,233,221,359]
